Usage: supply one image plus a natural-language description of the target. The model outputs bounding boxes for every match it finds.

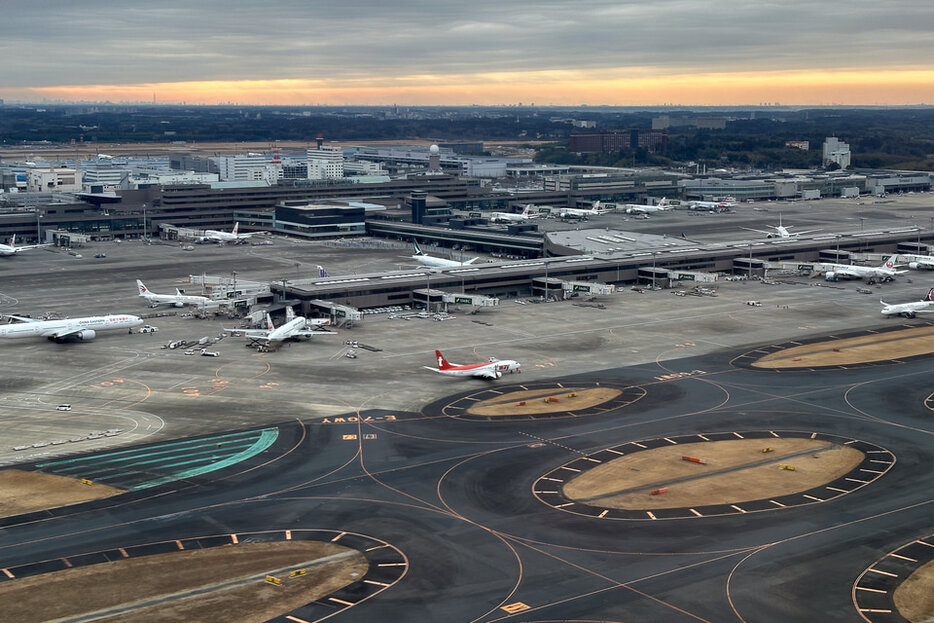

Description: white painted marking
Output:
[535,490,558,494]
[730,505,747,513]
[555,502,574,508]
[606,449,625,455]
[663,438,677,444]
[689,508,702,517]
[855,586,887,594]
[541,477,563,482]
[598,510,608,518]
[560,466,581,473]
[732,432,744,439]
[647,511,657,520]
[860,468,884,474]
[769,499,786,507]
[844,439,857,445]
[870,459,892,464]
[810,432,817,439]
[916,540,934,548]
[697,434,710,441]
[769,431,779,438]
[331,531,347,542]
[583,457,601,463]
[285,530,292,540]
[328,597,354,606]
[889,553,917,562]
[846,478,870,484]
[867,568,898,577]
[825,486,847,493]
[378,562,406,567]
[364,579,391,587]
[631,442,646,448]
[803,494,823,502]
[230,534,239,544]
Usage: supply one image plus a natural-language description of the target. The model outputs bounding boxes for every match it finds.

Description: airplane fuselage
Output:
[0,315,142,340]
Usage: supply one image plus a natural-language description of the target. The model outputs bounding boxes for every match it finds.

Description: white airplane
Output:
[881,288,934,318]
[741,215,821,239]
[899,254,934,270]
[410,240,478,268]
[558,200,613,219]
[824,255,905,283]
[689,199,735,211]
[423,350,521,380]
[491,204,538,223]
[224,307,331,345]
[624,198,675,214]
[0,234,44,257]
[199,222,256,243]
[136,280,211,308]
[0,314,142,342]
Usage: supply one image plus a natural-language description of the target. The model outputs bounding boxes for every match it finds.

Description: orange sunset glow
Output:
[8,68,934,106]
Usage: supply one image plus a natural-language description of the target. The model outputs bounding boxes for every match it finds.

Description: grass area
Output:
[467,386,622,416]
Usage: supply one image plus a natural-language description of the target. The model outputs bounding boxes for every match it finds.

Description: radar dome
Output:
[429,144,439,154]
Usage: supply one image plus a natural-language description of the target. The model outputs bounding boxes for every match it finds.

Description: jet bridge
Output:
[532,277,616,298]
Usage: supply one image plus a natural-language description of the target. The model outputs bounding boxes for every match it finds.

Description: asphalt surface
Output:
[0,198,933,622]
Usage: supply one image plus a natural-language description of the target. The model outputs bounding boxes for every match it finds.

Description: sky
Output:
[2,0,934,106]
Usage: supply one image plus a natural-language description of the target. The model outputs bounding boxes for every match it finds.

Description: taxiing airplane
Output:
[881,288,934,318]
[199,222,256,243]
[411,240,478,268]
[136,280,211,308]
[689,199,736,211]
[224,307,331,345]
[741,215,821,239]
[0,314,142,342]
[558,200,613,219]
[624,198,675,214]
[0,235,44,257]
[423,350,521,379]
[824,255,905,283]
[491,204,539,223]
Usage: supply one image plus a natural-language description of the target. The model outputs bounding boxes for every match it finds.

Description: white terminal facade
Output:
[306,145,344,180]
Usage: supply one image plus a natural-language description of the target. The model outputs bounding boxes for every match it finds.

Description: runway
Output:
[1,343,932,622]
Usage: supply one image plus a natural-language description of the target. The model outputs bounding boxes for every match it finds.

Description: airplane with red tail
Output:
[424,350,521,379]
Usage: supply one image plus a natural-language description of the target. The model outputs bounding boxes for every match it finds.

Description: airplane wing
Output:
[832,267,864,279]
[739,227,773,235]
[223,327,270,338]
[473,367,500,379]
[794,229,822,236]
[293,329,333,337]
[422,366,444,374]
[7,315,40,323]
[48,325,84,339]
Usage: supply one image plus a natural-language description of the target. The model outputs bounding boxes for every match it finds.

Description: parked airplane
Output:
[0,314,142,342]
[199,223,256,243]
[491,204,538,223]
[316,265,329,278]
[410,240,478,268]
[881,288,934,318]
[741,215,821,239]
[558,200,612,219]
[224,307,331,345]
[824,255,905,283]
[624,198,675,214]
[136,280,211,308]
[423,350,521,379]
[899,254,934,270]
[0,235,44,257]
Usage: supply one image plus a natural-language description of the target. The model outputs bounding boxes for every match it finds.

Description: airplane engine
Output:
[494,370,503,379]
[766,233,774,239]
[76,329,96,341]
[905,311,917,319]
[174,301,185,307]
[909,262,920,270]
[824,271,838,281]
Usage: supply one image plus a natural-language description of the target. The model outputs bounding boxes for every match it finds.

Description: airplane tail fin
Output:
[435,350,454,370]
[883,254,898,269]
[413,239,424,256]
[522,204,533,216]
[925,288,934,302]
[317,265,329,278]
[136,280,148,296]
[11,234,16,246]
[232,222,239,235]
[285,306,295,322]
[266,313,275,331]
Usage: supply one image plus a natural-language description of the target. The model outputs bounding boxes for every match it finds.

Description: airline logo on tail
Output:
[413,240,425,256]
[436,350,451,369]
[926,288,934,302]
[232,222,240,235]
[317,265,329,278]
[137,280,149,295]
[266,313,275,331]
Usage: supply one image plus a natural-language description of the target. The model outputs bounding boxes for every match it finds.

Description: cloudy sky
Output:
[3,0,933,105]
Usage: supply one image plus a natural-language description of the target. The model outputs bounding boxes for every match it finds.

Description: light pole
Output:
[425,270,431,312]
[142,204,147,241]
[34,210,42,243]
[747,243,752,279]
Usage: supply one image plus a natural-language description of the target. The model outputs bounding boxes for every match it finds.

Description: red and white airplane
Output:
[424,350,521,379]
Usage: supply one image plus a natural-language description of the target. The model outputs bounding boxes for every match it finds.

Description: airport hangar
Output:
[277,224,932,314]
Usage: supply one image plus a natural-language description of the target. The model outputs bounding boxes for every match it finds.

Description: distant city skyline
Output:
[3,1,933,106]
